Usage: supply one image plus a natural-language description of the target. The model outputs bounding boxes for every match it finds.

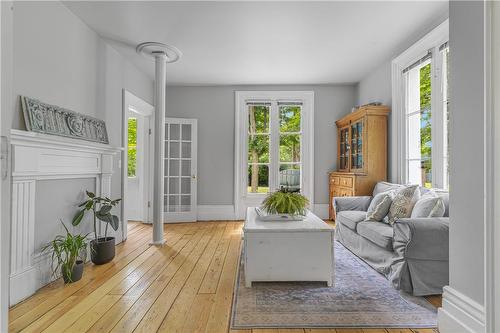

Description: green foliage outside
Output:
[247,106,301,193]
[420,63,432,187]
[128,118,137,177]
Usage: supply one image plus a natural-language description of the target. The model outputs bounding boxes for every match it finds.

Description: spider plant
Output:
[42,221,88,283]
[261,188,309,216]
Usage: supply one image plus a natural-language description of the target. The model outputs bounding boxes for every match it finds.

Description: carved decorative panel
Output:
[21,96,109,144]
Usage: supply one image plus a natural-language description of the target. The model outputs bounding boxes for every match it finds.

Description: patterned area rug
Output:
[231,241,437,329]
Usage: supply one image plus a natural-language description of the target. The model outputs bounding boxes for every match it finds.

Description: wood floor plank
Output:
[109,225,215,332]
[9,227,151,324]
[86,296,137,333]
[180,294,215,333]
[107,232,186,295]
[42,246,158,332]
[9,221,441,333]
[122,236,193,297]
[198,224,233,294]
[133,225,220,332]
[157,223,227,332]
[17,296,82,333]
[63,294,121,333]
[203,234,242,333]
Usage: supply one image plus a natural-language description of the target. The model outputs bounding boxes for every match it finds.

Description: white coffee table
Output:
[243,207,335,287]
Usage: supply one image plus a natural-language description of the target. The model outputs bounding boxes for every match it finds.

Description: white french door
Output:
[164,118,198,222]
[234,91,314,219]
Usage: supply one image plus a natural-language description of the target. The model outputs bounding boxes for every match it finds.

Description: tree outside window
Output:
[128,118,137,177]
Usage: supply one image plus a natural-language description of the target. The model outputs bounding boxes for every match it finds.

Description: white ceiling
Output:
[65,1,448,85]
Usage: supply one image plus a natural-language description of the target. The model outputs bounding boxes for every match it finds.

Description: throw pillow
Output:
[387,185,421,225]
[411,194,446,218]
[366,191,394,222]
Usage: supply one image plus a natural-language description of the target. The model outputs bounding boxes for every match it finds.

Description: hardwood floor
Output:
[9,221,441,333]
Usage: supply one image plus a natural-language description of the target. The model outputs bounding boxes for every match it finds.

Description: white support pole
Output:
[151,52,167,245]
[136,42,181,246]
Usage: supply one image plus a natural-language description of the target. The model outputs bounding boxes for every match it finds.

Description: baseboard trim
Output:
[9,267,38,305]
[312,204,329,220]
[197,205,237,221]
[438,286,485,333]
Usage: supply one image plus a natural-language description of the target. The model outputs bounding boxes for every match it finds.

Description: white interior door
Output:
[127,111,152,222]
[164,118,198,222]
[122,90,154,241]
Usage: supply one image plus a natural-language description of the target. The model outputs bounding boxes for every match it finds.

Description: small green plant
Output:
[72,191,121,242]
[261,188,309,216]
[42,221,87,283]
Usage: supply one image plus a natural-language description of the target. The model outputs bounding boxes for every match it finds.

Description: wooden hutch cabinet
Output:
[329,105,390,220]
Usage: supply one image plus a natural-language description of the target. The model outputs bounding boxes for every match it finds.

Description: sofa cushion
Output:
[372,181,404,197]
[411,191,446,218]
[357,221,394,250]
[336,211,367,231]
[366,191,395,221]
[387,185,421,225]
[435,191,449,217]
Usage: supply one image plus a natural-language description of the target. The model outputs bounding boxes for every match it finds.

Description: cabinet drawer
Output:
[339,188,353,197]
[339,177,353,188]
[330,176,340,185]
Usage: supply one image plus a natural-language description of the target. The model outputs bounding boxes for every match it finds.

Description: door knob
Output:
[192,175,197,179]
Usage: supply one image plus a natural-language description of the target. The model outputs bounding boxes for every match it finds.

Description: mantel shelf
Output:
[10,129,123,154]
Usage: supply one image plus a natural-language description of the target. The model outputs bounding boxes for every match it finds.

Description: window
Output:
[392,20,449,189]
[128,117,137,177]
[405,59,433,187]
[246,103,303,194]
[235,91,314,218]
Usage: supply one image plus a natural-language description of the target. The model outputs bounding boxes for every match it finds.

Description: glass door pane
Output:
[247,105,270,194]
[339,126,350,171]
[350,120,363,170]
[165,120,196,218]
[278,104,302,192]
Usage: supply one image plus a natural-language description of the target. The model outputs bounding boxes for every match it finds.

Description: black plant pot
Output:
[62,260,84,283]
[90,237,115,265]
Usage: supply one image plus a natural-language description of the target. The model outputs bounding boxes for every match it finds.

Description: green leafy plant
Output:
[261,188,309,216]
[72,191,121,242]
[42,221,87,283]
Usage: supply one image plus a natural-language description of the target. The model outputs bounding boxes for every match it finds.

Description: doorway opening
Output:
[122,90,154,241]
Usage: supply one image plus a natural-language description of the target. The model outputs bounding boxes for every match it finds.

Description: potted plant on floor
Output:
[42,221,88,283]
[72,191,121,265]
[257,187,310,221]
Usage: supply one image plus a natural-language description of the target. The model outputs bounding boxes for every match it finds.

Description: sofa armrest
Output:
[333,196,372,213]
[393,217,449,261]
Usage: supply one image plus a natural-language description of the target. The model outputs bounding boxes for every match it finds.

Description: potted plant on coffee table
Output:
[42,221,87,283]
[257,187,309,221]
[72,191,121,265]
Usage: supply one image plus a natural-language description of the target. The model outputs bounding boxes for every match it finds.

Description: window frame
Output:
[391,19,449,189]
[234,91,314,219]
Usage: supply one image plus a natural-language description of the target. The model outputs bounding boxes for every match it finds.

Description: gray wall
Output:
[448,1,485,306]
[356,61,393,107]
[12,2,154,228]
[166,85,356,205]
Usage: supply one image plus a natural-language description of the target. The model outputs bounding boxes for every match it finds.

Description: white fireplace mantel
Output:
[9,129,122,305]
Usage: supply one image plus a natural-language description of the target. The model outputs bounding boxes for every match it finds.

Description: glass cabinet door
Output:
[338,126,350,171]
[350,120,364,170]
